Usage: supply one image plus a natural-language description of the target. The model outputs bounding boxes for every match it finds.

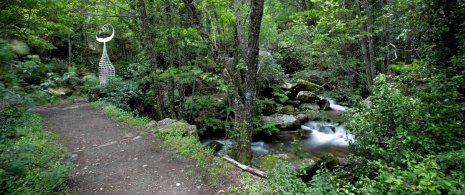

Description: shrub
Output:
[0,112,72,194]
[93,77,143,112]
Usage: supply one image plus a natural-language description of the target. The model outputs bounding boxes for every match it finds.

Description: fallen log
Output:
[220,154,267,178]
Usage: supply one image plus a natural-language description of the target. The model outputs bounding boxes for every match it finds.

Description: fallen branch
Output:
[220,154,267,178]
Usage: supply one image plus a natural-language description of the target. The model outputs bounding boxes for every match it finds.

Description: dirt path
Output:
[34,101,218,195]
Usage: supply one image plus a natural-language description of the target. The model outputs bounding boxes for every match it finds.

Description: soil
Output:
[34,100,242,195]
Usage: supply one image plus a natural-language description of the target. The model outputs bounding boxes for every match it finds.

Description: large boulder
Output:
[261,114,300,129]
[150,118,198,135]
[303,110,319,121]
[299,103,320,111]
[317,99,331,110]
[280,104,297,115]
[296,91,320,103]
[289,79,324,98]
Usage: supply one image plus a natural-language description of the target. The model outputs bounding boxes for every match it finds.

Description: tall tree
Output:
[355,0,373,90]
[137,0,165,119]
[231,0,265,164]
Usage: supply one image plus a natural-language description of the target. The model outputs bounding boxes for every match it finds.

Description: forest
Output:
[1,0,464,194]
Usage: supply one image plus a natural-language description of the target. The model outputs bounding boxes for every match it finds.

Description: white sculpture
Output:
[96,24,115,86]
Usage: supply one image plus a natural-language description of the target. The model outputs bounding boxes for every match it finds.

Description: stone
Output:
[145,120,158,128]
[260,114,301,129]
[123,133,134,138]
[290,157,322,174]
[150,118,198,135]
[289,79,324,98]
[304,110,319,121]
[318,99,331,110]
[284,99,300,106]
[253,153,322,175]
[299,103,320,111]
[296,91,320,103]
[205,140,224,152]
[297,128,312,138]
[296,113,308,124]
[321,153,339,169]
[47,88,72,97]
[295,79,324,93]
[280,104,296,115]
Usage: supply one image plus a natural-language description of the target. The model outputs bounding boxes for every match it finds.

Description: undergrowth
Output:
[0,111,73,194]
[91,100,149,127]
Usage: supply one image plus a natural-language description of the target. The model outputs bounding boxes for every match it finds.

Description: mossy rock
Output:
[296,91,320,103]
[47,88,73,98]
[299,103,320,111]
[151,118,198,136]
[304,110,319,121]
[320,153,339,169]
[289,79,324,98]
[280,104,296,115]
[253,153,322,174]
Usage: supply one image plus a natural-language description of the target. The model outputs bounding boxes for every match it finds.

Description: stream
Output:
[201,98,354,158]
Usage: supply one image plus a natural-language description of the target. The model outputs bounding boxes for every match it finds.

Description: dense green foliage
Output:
[0,110,72,194]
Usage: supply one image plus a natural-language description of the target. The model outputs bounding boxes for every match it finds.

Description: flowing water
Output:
[202,98,353,157]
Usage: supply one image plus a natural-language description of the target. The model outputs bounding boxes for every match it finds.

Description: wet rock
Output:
[205,140,224,152]
[297,128,312,138]
[260,114,300,129]
[317,99,331,110]
[296,91,320,103]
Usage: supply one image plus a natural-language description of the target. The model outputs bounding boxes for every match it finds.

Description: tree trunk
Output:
[137,0,164,119]
[233,0,247,56]
[363,0,377,81]
[233,0,265,164]
[68,33,72,67]
[355,0,373,91]
[404,4,413,65]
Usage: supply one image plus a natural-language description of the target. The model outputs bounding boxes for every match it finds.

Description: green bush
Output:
[0,112,72,194]
[93,77,143,112]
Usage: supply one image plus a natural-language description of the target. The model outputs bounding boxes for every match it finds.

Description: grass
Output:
[91,100,149,127]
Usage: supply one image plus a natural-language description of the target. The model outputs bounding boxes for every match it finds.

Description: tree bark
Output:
[233,0,264,164]
[233,0,247,57]
[404,4,413,65]
[68,33,72,67]
[220,154,267,178]
[363,0,377,81]
[355,0,373,91]
[137,0,164,119]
